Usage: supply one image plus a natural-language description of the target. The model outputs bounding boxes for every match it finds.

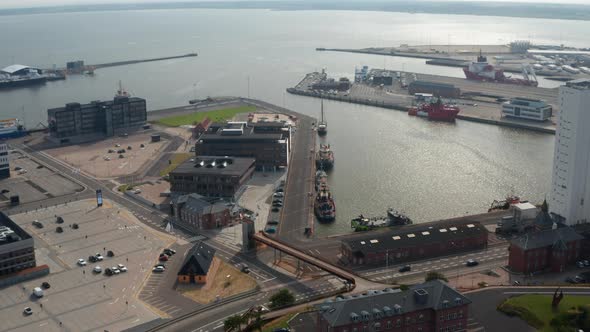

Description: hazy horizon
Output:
[1,0,590,10]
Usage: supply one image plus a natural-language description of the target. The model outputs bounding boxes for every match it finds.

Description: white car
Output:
[134,189,141,194]
[77,259,87,266]
[111,267,120,275]
[273,192,284,198]
[93,266,102,273]
[152,266,165,273]
[23,307,33,315]
[95,254,104,261]
[117,264,128,272]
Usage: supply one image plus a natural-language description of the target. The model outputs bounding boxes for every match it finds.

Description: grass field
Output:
[180,259,257,304]
[155,106,256,127]
[159,153,192,177]
[498,294,590,331]
[262,312,298,332]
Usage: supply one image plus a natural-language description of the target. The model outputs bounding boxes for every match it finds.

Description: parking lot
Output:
[0,151,84,205]
[0,199,176,332]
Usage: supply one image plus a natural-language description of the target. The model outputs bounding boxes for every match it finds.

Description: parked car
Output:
[268,220,279,225]
[163,248,176,255]
[77,259,87,266]
[41,282,51,289]
[466,259,479,267]
[240,264,250,273]
[583,260,590,267]
[272,199,283,204]
[33,287,44,298]
[275,188,284,193]
[565,276,577,284]
[272,207,280,212]
[23,307,33,316]
[117,264,128,272]
[574,275,587,283]
[32,220,43,228]
[134,189,141,194]
[111,267,121,275]
[88,255,98,263]
[398,265,411,273]
[93,266,102,273]
[152,266,165,273]
[159,255,168,262]
[272,202,283,207]
[107,250,115,257]
[273,192,284,198]
[105,268,114,276]
[577,261,585,268]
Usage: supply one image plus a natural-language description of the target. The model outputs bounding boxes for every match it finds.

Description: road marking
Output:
[39,323,48,327]
[504,291,590,295]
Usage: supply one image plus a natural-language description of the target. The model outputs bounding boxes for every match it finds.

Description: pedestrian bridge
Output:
[252,232,357,286]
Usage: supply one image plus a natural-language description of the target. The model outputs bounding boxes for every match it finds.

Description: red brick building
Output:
[341,223,488,266]
[508,226,583,274]
[316,280,470,332]
[177,242,215,284]
[192,117,211,139]
[171,193,232,230]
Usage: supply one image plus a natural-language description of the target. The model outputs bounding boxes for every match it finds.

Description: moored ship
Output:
[317,99,327,136]
[316,143,334,170]
[315,170,328,191]
[463,52,538,87]
[351,209,413,232]
[408,97,460,122]
[314,184,336,222]
[0,64,48,89]
[0,118,26,139]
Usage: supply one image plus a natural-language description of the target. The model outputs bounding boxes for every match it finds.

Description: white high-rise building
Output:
[550,79,590,225]
[0,143,9,179]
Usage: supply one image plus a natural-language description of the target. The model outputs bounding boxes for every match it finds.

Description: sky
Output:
[0,0,589,10]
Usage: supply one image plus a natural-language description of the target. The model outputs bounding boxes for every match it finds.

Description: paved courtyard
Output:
[0,199,176,332]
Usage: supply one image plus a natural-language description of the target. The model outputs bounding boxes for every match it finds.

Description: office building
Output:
[0,143,8,179]
[0,212,36,277]
[169,156,255,197]
[341,222,487,266]
[502,97,552,121]
[47,96,147,142]
[550,79,590,225]
[316,280,471,332]
[195,121,291,170]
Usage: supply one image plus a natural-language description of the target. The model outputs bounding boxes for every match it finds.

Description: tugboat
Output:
[351,209,413,232]
[315,143,334,170]
[315,170,328,191]
[317,99,327,136]
[408,96,460,122]
[314,184,336,222]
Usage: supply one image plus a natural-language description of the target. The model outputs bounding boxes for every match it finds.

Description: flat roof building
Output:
[341,222,488,266]
[0,212,36,277]
[502,97,552,121]
[0,143,8,179]
[169,156,255,198]
[47,96,147,142]
[316,280,471,332]
[196,121,291,170]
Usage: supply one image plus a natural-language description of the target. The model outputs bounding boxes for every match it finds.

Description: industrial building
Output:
[0,64,43,77]
[508,226,583,274]
[550,79,590,226]
[0,143,8,179]
[502,97,552,121]
[408,81,461,99]
[312,77,351,91]
[170,193,232,230]
[169,156,255,197]
[177,242,216,284]
[316,280,471,332]
[341,222,488,266]
[47,96,147,142]
[0,212,36,277]
[195,121,291,170]
[369,69,394,86]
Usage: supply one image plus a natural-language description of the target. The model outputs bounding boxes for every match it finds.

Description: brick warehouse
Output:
[316,280,471,332]
[341,223,488,266]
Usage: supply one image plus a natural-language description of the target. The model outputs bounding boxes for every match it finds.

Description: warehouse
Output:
[341,222,488,266]
[0,212,36,277]
[409,81,461,99]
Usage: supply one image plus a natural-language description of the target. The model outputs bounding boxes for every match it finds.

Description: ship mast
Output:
[321,99,325,124]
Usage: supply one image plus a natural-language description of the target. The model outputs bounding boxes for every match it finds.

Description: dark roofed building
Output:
[169,156,255,197]
[192,117,212,139]
[341,222,488,266]
[534,199,554,231]
[196,121,291,170]
[177,242,216,284]
[508,226,583,274]
[316,280,471,332]
[170,193,232,230]
[0,212,36,277]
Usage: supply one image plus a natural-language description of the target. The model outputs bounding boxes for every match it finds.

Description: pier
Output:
[45,53,198,73]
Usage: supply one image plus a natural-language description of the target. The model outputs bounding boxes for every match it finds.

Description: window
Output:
[386,321,392,330]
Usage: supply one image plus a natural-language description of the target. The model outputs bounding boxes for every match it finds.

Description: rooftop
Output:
[170,156,255,177]
[173,193,228,214]
[565,79,590,89]
[48,97,146,113]
[510,226,583,250]
[316,280,471,327]
[1,64,36,74]
[0,212,31,245]
[178,242,216,276]
[343,222,487,254]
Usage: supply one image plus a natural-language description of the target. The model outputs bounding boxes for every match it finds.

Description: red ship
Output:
[408,97,460,122]
[463,52,538,87]
[314,183,336,222]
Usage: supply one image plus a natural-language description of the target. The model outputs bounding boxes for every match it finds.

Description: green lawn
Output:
[262,312,297,332]
[159,153,192,176]
[498,294,590,331]
[154,106,255,127]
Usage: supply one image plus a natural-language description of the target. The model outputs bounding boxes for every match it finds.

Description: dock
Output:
[287,71,557,134]
[45,53,198,73]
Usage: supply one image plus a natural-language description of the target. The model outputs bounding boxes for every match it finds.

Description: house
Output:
[170,193,232,230]
[316,280,471,332]
[177,242,216,284]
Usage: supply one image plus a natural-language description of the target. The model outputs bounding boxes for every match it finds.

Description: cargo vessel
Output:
[314,184,336,222]
[0,118,26,139]
[408,97,460,122]
[463,53,538,87]
[316,143,334,170]
[351,209,412,232]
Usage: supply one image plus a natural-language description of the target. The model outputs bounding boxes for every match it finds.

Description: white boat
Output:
[0,118,25,138]
[579,66,590,74]
[562,65,580,74]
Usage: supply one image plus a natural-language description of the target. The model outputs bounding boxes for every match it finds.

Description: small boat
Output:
[488,194,521,212]
[317,99,327,136]
[351,209,413,232]
[315,143,334,170]
[314,185,335,222]
[315,170,328,191]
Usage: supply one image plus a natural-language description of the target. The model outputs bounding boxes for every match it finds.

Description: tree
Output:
[224,314,244,332]
[269,289,295,309]
[425,271,448,282]
[248,308,264,332]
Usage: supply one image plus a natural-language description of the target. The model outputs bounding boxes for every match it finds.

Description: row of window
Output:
[439,322,463,332]
[439,311,463,321]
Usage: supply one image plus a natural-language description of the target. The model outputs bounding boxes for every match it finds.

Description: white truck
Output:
[33,287,44,298]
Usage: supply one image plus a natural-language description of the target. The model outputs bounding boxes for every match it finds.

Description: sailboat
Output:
[317,99,327,136]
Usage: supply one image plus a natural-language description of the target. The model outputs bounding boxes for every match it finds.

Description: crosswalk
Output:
[138,272,184,317]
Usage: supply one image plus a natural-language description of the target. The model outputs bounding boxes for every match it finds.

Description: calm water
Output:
[1,9,576,234]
